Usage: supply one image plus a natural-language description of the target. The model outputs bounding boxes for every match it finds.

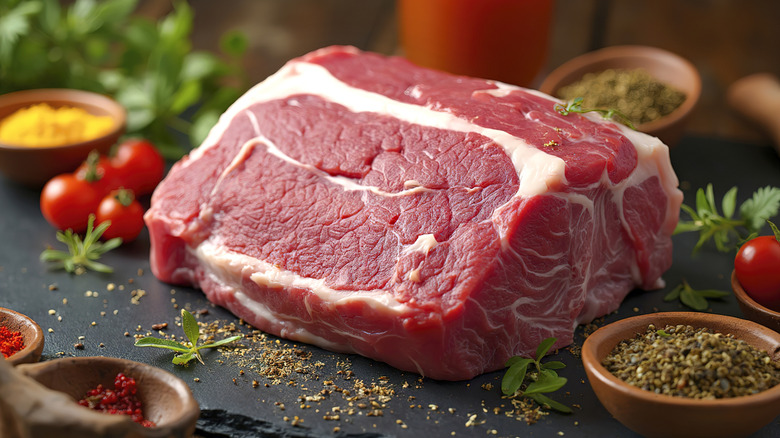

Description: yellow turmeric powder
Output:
[0,103,114,147]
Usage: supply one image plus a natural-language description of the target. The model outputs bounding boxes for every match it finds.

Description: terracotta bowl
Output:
[0,88,126,187]
[538,45,701,147]
[582,312,780,438]
[17,356,199,437]
[732,270,780,333]
[0,307,44,366]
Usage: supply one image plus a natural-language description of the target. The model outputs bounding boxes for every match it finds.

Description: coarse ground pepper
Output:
[603,324,780,399]
[556,68,686,125]
[0,325,25,358]
[77,372,156,427]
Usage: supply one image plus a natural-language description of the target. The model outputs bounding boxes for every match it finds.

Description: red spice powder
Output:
[0,325,25,358]
[77,372,156,427]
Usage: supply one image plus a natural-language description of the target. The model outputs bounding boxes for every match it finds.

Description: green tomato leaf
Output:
[770,220,780,242]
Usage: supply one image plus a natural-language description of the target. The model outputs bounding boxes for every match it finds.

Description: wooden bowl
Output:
[539,45,701,147]
[16,356,199,437]
[732,270,780,333]
[0,88,126,187]
[0,307,44,366]
[582,312,780,438]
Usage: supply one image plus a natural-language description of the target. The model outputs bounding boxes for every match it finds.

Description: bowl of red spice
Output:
[539,45,701,147]
[0,88,126,187]
[15,356,199,436]
[582,312,780,438]
[0,307,44,366]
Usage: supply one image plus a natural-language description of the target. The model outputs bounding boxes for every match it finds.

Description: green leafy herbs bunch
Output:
[0,0,248,158]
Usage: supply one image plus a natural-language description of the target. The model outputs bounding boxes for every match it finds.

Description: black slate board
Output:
[1,135,779,437]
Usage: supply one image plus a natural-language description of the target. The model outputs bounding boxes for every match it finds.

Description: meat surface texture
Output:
[145,46,682,380]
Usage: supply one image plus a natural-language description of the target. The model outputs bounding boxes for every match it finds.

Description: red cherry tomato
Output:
[75,150,123,197]
[95,189,145,242]
[734,235,780,311]
[110,139,165,196]
[40,174,102,232]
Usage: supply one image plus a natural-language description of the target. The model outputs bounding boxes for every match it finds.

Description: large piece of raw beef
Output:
[145,46,682,380]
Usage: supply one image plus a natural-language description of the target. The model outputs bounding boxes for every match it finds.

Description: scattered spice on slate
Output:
[603,324,780,399]
[557,68,686,125]
[0,325,25,358]
[77,372,155,427]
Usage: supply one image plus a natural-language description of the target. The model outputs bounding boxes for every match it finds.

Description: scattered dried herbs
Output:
[556,68,685,125]
[604,324,780,399]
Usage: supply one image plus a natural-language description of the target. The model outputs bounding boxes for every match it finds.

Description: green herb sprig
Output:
[134,309,242,365]
[501,337,571,413]
[663,279,729,311]
[554,97,636,130]
[40,215,121,274]
[674,184,780,254]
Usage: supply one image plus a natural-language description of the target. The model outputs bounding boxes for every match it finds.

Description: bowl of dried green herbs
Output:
[539,45,700,147]
[582,312,780,438]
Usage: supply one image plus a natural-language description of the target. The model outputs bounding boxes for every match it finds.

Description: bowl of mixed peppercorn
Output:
[0,307,44,366]
[582,312,780,438]
[539,45,701,147]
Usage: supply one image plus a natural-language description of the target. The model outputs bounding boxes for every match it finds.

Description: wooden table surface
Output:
[139,0,780,146]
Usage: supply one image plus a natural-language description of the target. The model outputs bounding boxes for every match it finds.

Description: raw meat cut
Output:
[145,46,682,380]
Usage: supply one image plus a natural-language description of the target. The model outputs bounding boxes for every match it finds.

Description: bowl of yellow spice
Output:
[539,45,700,147]
[0,88,126,187]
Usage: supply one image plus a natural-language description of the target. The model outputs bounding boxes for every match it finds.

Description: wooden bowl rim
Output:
[18,355,200,431]
[0,307,44,366]
[731,270,780,319]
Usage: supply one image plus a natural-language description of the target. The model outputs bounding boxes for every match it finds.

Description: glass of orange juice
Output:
[398,0,554,88]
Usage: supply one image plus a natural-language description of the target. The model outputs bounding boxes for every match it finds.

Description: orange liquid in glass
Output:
[399,0,554,87]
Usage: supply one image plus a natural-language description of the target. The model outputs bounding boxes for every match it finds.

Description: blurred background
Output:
[135,0,780,144]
